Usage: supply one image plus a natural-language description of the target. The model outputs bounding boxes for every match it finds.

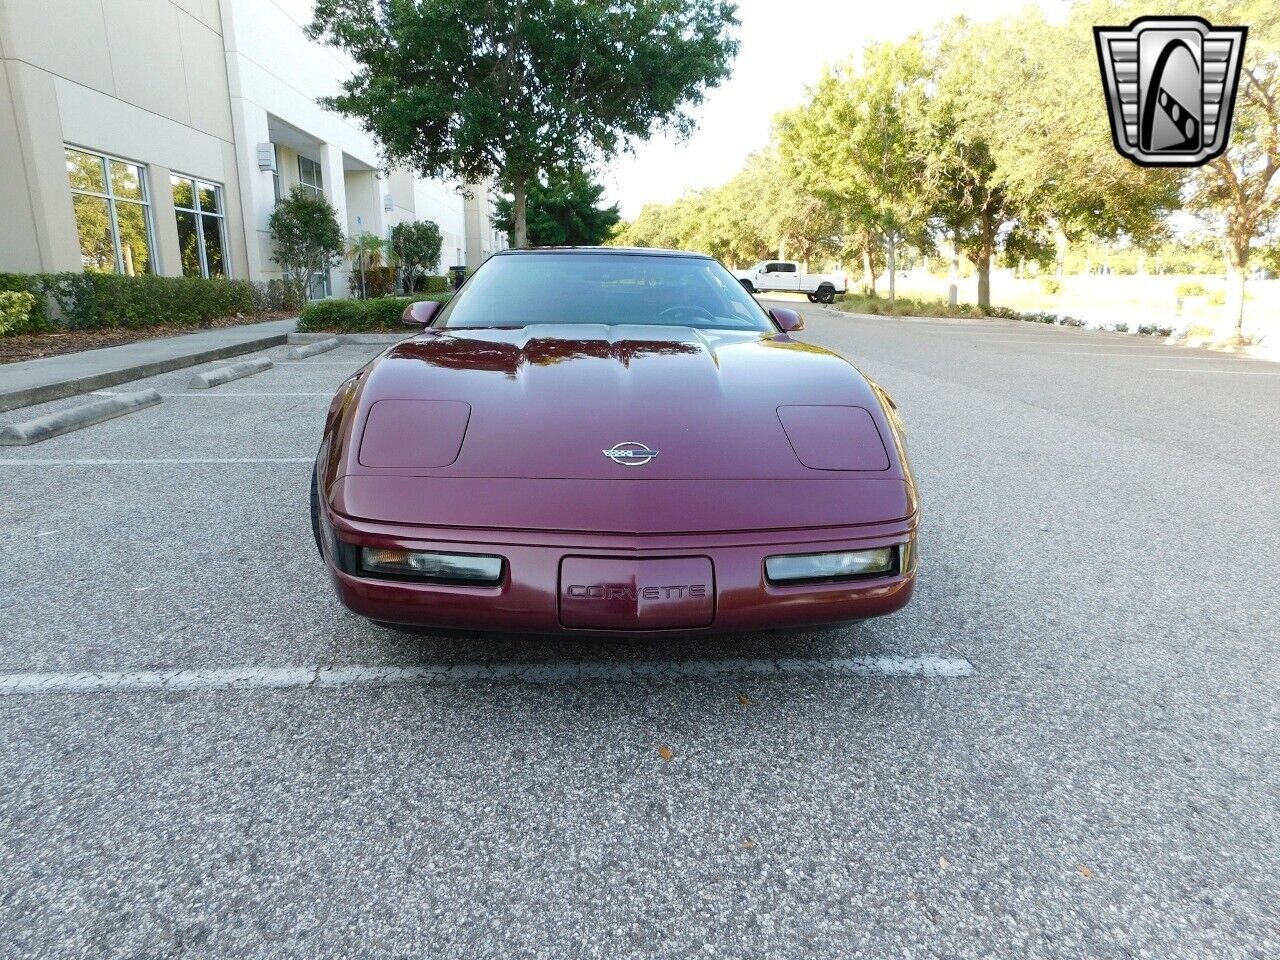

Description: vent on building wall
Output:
[383,194,394,212]
[256,144,276,172]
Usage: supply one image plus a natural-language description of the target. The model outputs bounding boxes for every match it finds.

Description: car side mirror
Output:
[403,300,442,327]
[770,307,804,333]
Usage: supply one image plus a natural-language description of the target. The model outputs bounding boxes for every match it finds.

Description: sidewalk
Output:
[0,318,296,413]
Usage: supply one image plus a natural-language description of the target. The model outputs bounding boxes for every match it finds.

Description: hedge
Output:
[297,293,452,333]
[0,271,275,335]
[39,273,256,330]
[0,291,38,336]
[0,273,51,334]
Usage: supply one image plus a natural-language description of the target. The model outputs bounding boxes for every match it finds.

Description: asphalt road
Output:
[1,301,1277,958]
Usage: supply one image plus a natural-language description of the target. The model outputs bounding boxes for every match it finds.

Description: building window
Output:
[65,147,154,275]
[271,145,282,203]
[298,155,323,198]
[172,176,228,279]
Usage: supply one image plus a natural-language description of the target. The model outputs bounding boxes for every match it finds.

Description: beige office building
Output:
[0,0,504,298]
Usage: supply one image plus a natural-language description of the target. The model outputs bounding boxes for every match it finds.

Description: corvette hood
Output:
[350,324,901,483]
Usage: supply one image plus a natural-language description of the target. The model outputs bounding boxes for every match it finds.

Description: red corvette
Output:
[312,248,918,634]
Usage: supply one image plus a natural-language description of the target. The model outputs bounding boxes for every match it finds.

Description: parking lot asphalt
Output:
[1,304,1277,958]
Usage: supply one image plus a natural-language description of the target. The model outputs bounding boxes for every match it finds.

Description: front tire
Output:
[807,293,818,303]
[817,284,836,304]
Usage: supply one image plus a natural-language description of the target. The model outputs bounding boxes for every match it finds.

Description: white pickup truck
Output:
[731,261,847,303]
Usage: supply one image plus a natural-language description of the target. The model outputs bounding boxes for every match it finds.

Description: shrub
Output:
[1112,323,1129,333]
[270,186,344,308]
[0,291,38,336]
[296,293,452,332]
[37,273,255,330]
[249,279,302,314]
[0,273,51,332]
[1185,323,1215,338]
[1137,324,1175,337]
[348,266,398,299]
[1207,290,1225,306]
[414,274,451,294]
[1176,280,1208,297]
[1039,277,1062,295]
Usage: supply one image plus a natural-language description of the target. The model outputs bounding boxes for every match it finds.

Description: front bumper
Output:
[321,508,918,634]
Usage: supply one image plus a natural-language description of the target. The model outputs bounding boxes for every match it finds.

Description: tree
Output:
[1185,0,1280,336]
[346,232,385,299]
[925,9,1178,308]
[777,40,933,311]
[493,168,621,246]
[308,0,739,248]
[389,220,443,294]
[269,186,345,305]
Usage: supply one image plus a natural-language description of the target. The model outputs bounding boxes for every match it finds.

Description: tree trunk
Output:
[976,209,995,310]
[948,230,959,308]
[1224,248,1247,339]
[512,174,529,249]
[861,245,874,295]
[886,233,897,312]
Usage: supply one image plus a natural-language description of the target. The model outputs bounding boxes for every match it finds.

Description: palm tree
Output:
[346,232,386,299]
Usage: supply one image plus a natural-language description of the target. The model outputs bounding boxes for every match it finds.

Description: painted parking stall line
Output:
[0,457,312,467]
[0,655,974,696]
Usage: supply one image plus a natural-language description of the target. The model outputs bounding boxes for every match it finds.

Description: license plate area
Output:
[558,556,715,630]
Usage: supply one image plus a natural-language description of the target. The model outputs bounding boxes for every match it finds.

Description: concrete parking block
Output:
[188,357,274,389]
[284,338,340,359]
[0,389,162,445]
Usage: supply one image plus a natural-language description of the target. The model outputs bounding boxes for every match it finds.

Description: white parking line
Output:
[0,457,311,466]
[0,655,973,696]
[94,391,331,398]
[1151,367,1280,375]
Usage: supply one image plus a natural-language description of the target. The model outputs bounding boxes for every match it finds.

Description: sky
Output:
[601,0,1073,219]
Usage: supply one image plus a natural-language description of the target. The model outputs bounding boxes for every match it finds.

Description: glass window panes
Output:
[171,174,228,279]
[109,159,144,201]
[298,155,323,196]
[65,146,154,276]
[113,201,152,276]
[201,214,226,278]
[176,210,201,277]
[66,149,107,194]
[197,182,220,215]
[72,194,115,272]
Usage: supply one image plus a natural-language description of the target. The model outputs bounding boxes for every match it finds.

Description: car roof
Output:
[492,246,712,259]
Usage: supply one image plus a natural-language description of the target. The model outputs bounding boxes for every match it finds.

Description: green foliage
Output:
[1176,281,1209,297]
[414,275,451,294]
[389,221,443,294]
[0,273,51,333]
[35,273,254,330]
[1137,323,1175,337]
[296,293,452,333]
[307,0,739,245]
[1039,277,1062,295]
[494,168,621,247]
[349,266,398,299]
[0,291,38,336]
[269,186,345,306]
[249,279,303,314]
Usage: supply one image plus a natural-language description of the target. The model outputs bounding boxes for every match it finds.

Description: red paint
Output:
[777,405,890,471]
[315,249,920,634]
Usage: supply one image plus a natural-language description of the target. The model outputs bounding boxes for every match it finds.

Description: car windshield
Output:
[436,252,775,332]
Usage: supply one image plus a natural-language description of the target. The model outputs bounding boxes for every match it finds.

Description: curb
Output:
[189,358,274,389]
[0,389,162,446]
[286,332,412,345]
[0,329,290,414]
[284,338,340,359]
